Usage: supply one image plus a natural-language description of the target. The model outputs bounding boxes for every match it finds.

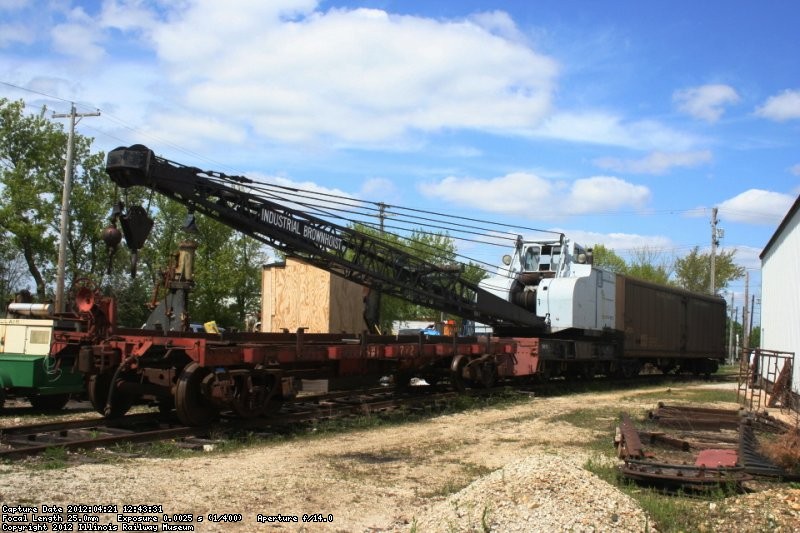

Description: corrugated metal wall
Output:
[616,275,726,360]
[761,210,800,395]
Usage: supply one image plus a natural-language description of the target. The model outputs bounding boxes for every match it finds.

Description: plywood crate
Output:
[261,258,366,333]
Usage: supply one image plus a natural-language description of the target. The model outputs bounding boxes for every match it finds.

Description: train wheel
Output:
[450,355,468,392]
[658,363,676,375]
[393,370,414,391]
[231,369,276,419]
[473,361,497,388]
[157,397,175,415]
[620,362,641,379]
[29,393,70,411]
[87,373,133,417]
[175,362,216,426]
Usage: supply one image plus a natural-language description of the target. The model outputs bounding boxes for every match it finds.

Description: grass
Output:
[416,462,494,498]
[625,387,739,404]
[547,407,628,453]
[580,404,768,533]
[759,429,800,475]
[585,447,728,532]
[11,389,528,470]
[31,446,70,470]
[12,375,773,532]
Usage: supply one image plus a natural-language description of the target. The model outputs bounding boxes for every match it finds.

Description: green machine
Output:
[0,303,85,410]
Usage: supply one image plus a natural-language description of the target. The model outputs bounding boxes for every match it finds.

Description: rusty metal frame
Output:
[737,348,798,421]
[615,404,799,490]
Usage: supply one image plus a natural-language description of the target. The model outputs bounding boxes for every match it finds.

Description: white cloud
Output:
[718,189,796,225]
[417,172,650,219]
[93,2,558,146]
[595,150,712,175]
[566,177,650,214]
[791,164,800,176]
[50,7,106,63]
[0,23,34,46]
[98,0,162,34]
[246,172,365,218]
[531,111,702,151]
[0,0,27,10]
[468,10,527,43]
[143,111,247,148]
[358,177,400,204]
[551,229,673,254]
[673,84,740,122]
[262,175,355,201]
[730,245,763,271]
[755,89,800,121]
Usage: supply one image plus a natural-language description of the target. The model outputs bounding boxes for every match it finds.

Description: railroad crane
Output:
[66,145,724,425]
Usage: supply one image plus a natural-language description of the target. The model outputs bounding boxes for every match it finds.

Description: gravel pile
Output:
[410,454,649,532]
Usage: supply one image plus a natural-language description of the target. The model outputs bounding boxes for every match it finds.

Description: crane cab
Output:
[481,237,615,333]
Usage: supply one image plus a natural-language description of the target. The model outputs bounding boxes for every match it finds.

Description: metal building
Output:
[760,194,800,396]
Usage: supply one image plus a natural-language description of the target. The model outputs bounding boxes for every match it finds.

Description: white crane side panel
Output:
[537,269,616,331]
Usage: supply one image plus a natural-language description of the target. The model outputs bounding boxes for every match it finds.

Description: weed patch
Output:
[759,428,800,475]
[30,446,70,470]
[624,387,739,404]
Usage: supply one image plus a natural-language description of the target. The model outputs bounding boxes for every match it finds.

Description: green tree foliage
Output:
[592,242,747,293]
[108,275,153,328]
[673,246,745,293]
[108,195,267,330]
[0,98,114,300]
[728,318,743,353]
[626,247,673,285]
[590,244,628,274]
[0,231,27,304]
[191,218,266,329]
[591,244,673,284]
[353,224,482,333]
[748,326,760,348]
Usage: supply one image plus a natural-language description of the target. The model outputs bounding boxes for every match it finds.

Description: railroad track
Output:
[0,372,731,459]
[0,386,491,459]
[0,413,201,459]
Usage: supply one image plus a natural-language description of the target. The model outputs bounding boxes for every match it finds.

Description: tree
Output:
[591,244,673,285]
[107,194,267,330]
[673,246,745,294]
[748,326,761,349]
[626,247,673,285]
[0,98,114,300]
[191,217,266,329]
[352,224,477,333]
[591,244,628,274]
[0,235,27,305]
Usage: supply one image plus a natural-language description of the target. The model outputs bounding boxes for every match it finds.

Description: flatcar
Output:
[53,145,727,425]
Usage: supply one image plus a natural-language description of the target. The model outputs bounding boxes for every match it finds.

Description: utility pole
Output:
[377,202,388,234]
[728,292,735,363]
[52,103,100,312]
[742,271,750,352]
[709,207,722,294]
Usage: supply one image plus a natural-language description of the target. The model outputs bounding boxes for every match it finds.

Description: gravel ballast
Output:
[1,381,798,532]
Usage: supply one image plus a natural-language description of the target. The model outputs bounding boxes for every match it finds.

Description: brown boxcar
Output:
[615,275,726,362]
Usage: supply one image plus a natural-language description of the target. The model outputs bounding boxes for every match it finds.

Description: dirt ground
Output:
[1,381,798,532]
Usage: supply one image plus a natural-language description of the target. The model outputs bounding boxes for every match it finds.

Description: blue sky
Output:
[2,0,799,320]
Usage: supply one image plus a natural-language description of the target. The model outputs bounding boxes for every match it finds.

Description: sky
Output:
[2,0,799,323]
